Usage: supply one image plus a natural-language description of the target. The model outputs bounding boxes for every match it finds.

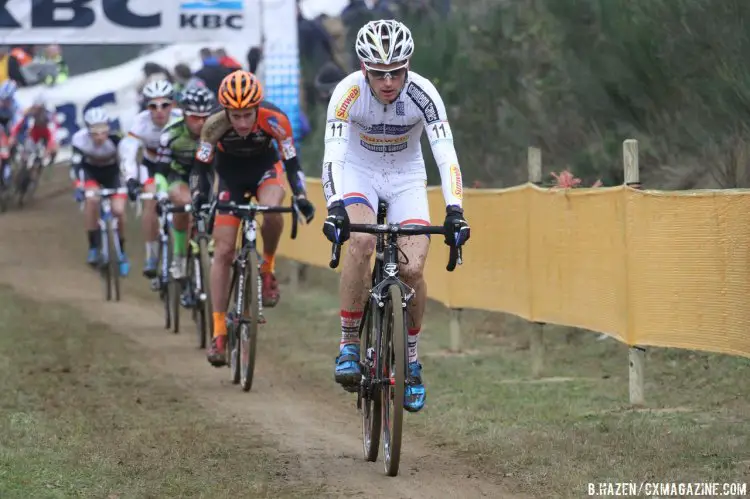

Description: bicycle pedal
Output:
[237,314,267,325]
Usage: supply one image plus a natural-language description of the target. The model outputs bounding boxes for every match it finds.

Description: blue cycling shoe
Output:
[119,254,130,277]
[335,344,361,391]
[86,248,98,266]
[404,361,426,413]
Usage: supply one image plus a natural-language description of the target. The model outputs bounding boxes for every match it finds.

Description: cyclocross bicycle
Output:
[329,200,463,477]
[85,187,129,302]
[214,198,299,392]
[14,138,46,208]
[139,191,192,334]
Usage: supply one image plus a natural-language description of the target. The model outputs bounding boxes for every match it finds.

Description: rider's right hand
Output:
[126,178,141,202]
[322,200,350,244]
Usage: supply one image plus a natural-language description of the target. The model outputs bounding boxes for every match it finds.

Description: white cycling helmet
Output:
[83,106,109,127]
[142,79,174,100]
[355,20,414,69]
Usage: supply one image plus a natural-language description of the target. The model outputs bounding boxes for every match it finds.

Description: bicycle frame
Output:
[85,187,128,265]
[216,199,300,321]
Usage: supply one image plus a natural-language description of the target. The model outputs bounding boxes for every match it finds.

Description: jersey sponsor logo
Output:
[335,85,361,120]
[449,164,463,200]
[406,82,439,124]
[322,162,336,200]
[267,116,286,138]
[359,133,408,153]
[280,138,296,159]
[360,123,415,135]
[196,141,213,162]
[396,101,405,116]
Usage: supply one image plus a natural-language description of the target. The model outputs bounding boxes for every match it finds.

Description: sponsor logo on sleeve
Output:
[406,82,439,124]
[335,86,361,120]
[449,164,463,200]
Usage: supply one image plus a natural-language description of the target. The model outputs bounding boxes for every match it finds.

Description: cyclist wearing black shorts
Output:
[71,106,129,276]
[192,69,316,366]
[145,87,216,284]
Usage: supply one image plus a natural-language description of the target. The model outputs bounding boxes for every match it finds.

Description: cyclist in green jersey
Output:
[152,87,216,283]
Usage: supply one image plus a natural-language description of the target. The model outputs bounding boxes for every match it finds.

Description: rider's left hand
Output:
[443,205,470,247]
[295,195,315,223]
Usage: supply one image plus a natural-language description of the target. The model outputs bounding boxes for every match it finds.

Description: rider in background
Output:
[120,79,182,279]
[9,94,59,170]
[0,80,21,187]
[71,107,130,275]
[191,70,316,366]
[320,20,471,413]
[149,87,215,300]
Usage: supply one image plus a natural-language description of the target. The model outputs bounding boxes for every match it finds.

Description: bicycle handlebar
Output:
[215,199,299,240]
[84,187,129,199]
[328,223,463,272]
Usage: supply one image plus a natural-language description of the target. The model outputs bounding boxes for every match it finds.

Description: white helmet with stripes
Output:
[142,79,174,100]
[83,106,110,127]
[355,20,414,69]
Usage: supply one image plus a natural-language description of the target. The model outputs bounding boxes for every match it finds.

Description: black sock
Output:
[119,237,125,253]
[87,230,98,250]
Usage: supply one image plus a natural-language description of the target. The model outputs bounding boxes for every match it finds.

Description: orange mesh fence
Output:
[277,179,750,359]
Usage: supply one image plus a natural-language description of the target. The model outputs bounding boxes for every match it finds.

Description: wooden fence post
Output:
[623,138,645,406]
[527,146,545,378]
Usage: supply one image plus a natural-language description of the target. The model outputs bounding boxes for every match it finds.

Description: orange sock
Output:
[260,253,275,274]
[213,312,227,338]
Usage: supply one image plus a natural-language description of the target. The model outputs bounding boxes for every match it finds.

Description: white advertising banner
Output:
[0,0,262,44]
[15,44,249,147]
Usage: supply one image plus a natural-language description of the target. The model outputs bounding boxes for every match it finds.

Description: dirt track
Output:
[0,182,518,498]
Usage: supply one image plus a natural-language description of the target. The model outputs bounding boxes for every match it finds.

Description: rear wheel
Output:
[382,285,406,477]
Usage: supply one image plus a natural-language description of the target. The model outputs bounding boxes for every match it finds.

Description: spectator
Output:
[314,60,347,103]
[40,44,69,86]
[317,14,350,71]
[215,48,242,70]
[340,0,374,71]
[297,2,337,111]
[193,47,234,96]
[246,46,263,73]
[0,46,27,86]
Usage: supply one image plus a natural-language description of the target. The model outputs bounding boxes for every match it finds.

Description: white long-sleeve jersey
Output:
[119,108,182,182]
[321,70,464,210]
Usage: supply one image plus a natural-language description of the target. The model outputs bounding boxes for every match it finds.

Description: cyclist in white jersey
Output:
[71,107,130,276]
[120,79,183,278]
[321,20,471,413]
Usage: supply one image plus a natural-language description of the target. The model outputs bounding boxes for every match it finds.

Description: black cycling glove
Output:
[443,205,470,247]
[295,196,316,223]
[322,200,350,243]
[126,178,141,202]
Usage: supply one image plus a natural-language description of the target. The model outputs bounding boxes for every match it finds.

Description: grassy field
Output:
[2,171,748,498]
[0,284,327,499]
[264,262,750,498]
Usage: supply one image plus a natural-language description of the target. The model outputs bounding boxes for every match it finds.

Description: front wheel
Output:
[108,220,121,302]
[198,238,214,349]
[240,251,260,392]
[360,300,381,462]
[381,285,406,477]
